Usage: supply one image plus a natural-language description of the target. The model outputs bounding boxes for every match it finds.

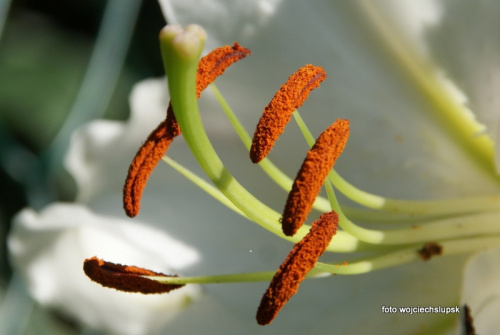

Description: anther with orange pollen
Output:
[123,43,251,217]
[256,211,339,325]
[83,256,184,294]
[250,76,347,322]
[282,118,349,236]
[250,64,326,163]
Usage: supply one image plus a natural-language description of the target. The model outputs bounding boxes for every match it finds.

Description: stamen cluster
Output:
[83,24,500,330]
[86,32,348,325]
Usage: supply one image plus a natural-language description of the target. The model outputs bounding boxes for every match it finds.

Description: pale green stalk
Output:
[210,83,297,194]
[326,177,500,245]
[294,111,500,245]
[145,236,500,285]
[359,0,498,179]
[162,156,246,217]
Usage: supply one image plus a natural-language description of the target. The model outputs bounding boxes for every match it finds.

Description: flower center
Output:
[84,23,500,326]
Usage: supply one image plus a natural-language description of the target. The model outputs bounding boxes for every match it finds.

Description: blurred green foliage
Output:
[1,12,93,151]
[0,1,167,333]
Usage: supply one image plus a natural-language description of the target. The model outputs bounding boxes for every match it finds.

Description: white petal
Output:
[359,0,443,57]
[8,203,201,335]
[460,246,500,334]
[422,1,500,172]
[65,78,168,203]
[158,0,283,51]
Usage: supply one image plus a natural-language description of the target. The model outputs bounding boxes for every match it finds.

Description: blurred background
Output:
[0,0,167,333]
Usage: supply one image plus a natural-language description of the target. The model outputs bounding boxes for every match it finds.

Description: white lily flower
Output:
[9,1,500,334]
[9,203,201,335]
[7,80,205,333]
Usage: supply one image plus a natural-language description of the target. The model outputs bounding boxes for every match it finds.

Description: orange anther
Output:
[256,211,338,325]
[250,65,326,163]
[123,44,250,217]
[282,119,349,236]
[83,256,183,294]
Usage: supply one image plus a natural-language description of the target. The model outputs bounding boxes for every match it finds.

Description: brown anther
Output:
[123,43,251,217]
[281,119,349,236]
[196,42,251,98]
[256,211,338,325]
[123,113,177,218]
[418,242,443,261]
[83,256,184,294]
[463,304,477,335]
[250,64,326,163]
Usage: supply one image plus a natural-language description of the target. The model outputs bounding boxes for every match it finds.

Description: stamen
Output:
[256,211,338,325]
[196,42,251,98]
[282,119,349,236]
[123,44,251,217]
[250,65,326,163]
[463,304,476,335]
[123,113,177,217]
[418,242,443,260]
[83,256,184,294]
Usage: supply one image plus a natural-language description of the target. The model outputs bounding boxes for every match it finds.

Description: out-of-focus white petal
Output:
[65,78,168,203]
[460,246,500,334]
[8,203,201,335]
[359,0,443,57]
[158,0,283,51]
[423,1,500,172]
